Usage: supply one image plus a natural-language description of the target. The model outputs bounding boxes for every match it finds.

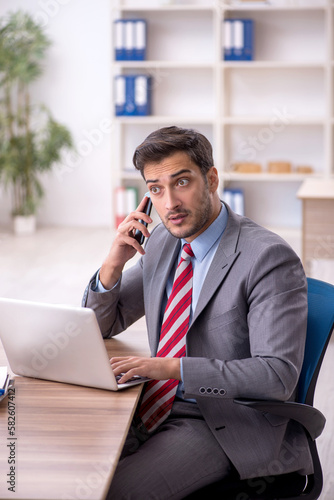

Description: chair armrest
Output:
[233,398,326,440]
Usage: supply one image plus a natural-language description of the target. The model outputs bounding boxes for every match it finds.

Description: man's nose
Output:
[165,190,180,211]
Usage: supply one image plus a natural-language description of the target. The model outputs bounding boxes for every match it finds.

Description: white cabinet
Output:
[111,0,333,237]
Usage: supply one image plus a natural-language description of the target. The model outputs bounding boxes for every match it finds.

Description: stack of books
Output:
[223,19,254,61]
[115,75,152,116]
[114,19,147,61]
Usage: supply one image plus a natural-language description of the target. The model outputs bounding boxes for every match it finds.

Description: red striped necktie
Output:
[138,243,194,433]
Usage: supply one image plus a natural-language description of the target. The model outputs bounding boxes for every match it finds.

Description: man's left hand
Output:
[110,356,181,384]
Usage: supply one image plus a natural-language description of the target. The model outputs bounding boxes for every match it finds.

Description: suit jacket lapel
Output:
[191,207,241,325]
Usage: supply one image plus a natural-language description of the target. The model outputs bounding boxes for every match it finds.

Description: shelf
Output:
[224,67,325,119]
[116,8,214,64]
[221,173,323,182]
[115,61,325,70]
[114,61,215,69]
[224,8,326,64]
[119,172,322,183]
[111,0,333,232]
[115,116,215,124]
[120,172,323,183]
[223,3,326,11]
[116,1,327,10]
[113,5,215,12]
[115,116,325,125]
[222,116,325,125]
[222,61,326,69]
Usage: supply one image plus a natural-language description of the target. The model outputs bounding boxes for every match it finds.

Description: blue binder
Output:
[115,75,152,116]
[114,19,147,61]
[134,75,151,115]
[233,19,253,61]
[115,75,126,115]
[124,20,135,60]
[223,188,244,215]
[223,19,233,61]
[223,19,254,61]
[134,20,146,61]
[114,20,126,61]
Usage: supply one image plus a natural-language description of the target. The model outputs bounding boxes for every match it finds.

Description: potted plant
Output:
[0,10,73,234]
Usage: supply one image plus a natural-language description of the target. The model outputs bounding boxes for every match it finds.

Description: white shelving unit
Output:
[111,0,333,241]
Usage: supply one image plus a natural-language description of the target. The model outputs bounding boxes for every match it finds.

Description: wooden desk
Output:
[297,178,334,276]
[0,328,149,500]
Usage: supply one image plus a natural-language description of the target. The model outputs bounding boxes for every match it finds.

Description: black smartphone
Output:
[134,195,152,245]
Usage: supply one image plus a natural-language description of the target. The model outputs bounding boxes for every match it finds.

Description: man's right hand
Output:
[99,195,152,290]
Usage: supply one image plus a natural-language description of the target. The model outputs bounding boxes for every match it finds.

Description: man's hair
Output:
[132,126,214,178]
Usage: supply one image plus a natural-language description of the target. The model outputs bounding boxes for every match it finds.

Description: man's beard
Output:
[162,189,213,240]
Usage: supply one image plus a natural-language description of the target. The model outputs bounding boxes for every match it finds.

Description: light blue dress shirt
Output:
[166,203,228,325]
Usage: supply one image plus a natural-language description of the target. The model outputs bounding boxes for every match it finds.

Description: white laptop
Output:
[0,297,149,391]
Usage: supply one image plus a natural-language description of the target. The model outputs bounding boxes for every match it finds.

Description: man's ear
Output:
[207,166,219,193]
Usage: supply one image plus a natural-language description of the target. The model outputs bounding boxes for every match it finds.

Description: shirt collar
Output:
[181,202,228,262]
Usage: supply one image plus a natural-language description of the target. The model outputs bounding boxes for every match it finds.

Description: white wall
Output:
[0,0,112,228]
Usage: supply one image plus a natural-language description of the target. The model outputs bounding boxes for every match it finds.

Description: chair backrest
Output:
[298,277,334,405]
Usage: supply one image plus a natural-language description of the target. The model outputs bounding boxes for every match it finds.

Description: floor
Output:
[0,226,333,499]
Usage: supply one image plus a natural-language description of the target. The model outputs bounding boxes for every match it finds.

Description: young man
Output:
[83,126,312,499]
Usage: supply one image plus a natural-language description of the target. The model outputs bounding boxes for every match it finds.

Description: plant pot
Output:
[13,215,36,236]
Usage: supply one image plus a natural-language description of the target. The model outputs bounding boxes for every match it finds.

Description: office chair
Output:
[185,277,334,500]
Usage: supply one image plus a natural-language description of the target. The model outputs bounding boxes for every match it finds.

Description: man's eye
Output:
[178,179,189,187]
[150,186,160,194]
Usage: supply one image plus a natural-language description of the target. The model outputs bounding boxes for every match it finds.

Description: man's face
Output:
[143,151,220,242]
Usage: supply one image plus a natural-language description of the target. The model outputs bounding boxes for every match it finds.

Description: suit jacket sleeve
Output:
[82,257,145,338]
[182,240,308,402]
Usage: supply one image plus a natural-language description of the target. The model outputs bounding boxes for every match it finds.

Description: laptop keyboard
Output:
[116,374,143,384]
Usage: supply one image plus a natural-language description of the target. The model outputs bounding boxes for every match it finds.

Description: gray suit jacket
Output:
[83,206,313,480]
